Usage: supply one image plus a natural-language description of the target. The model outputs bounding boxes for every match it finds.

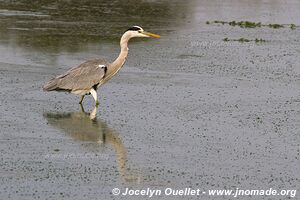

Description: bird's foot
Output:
[95,100,100,107]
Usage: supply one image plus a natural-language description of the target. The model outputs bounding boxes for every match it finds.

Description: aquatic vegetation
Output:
[211,20,289,43]
[223,38,266,43]
[214,20,226,25]
[228,21,261,28]
[238,38,250,42]
[212,20,261,28]
[291,24,296,30]
[254,38,266,43]
[268,24,284,29]
[207,20,296,30]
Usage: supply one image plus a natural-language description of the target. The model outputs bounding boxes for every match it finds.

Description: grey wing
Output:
[43,59,108,92]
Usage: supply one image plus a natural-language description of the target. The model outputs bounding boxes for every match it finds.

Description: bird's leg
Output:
[79,103,85,113]
[90,88,99,107]
[79,95,85,104]
[89,106,98,120]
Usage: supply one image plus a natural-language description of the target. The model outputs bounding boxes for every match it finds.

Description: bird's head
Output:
[125,26,160,39]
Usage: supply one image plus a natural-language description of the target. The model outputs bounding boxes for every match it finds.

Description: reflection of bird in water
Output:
[43,26,160,106]
[44,106,140,182]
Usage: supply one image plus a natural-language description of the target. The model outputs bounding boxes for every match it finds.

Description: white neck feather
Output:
[106,32,131,80]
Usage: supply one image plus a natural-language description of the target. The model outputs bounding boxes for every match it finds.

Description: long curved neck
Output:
[106,33,130,79]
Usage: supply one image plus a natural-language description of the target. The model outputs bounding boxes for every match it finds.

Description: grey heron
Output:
[43,26,160,106]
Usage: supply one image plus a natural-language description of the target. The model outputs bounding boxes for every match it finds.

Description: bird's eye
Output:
[138,30,142,33]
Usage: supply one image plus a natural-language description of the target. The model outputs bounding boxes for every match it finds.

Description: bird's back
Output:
[43,59,109,93]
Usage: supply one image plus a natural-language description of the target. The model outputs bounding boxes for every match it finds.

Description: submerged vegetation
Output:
[208,20,295,43]
[268,24,284,29]
[290,24,296,30]
[207,20,297,29]
[223,38,267,43]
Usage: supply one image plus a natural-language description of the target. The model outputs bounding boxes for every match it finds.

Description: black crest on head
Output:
[127,26,142,31]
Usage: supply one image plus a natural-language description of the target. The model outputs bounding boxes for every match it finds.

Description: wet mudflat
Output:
[0,0,299,200]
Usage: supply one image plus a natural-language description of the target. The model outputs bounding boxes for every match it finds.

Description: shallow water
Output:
[0,0,299,200]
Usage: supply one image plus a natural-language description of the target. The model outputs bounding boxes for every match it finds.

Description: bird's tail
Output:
[43,78,59,91]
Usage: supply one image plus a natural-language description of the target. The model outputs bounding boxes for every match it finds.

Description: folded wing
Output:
[43,59,108,92]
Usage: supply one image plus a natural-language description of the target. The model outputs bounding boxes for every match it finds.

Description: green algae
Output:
[207,20,296,30]
[223,38,266,43]
[268,24,284,29]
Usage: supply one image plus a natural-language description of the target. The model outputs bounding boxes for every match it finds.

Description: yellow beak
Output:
[142,31,161,38]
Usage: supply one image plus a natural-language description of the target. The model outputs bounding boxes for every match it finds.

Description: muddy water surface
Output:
[0,0,299,199]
